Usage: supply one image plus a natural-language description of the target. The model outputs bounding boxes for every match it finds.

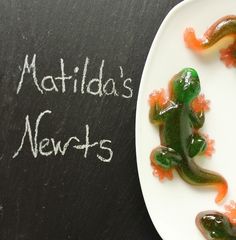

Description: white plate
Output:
[135,0,236,240]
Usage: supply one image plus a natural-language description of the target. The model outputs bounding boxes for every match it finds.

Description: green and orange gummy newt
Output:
[184,15,236,67]
[196,201,236,240]
[149,68,227,203]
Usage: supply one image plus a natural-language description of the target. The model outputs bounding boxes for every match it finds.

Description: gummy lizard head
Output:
[172,68,200,104]
[196,211,232,240]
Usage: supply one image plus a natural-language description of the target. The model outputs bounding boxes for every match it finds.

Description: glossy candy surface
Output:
[196,211,236,240]
[184,15,236,68]
[197,201,236,240]
[149,68,227,203]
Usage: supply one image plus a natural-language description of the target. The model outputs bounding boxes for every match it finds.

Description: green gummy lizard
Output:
[149,68,227,203]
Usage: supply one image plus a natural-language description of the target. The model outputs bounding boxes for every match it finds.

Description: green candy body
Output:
[150,68,227,202]
[196,211,236,240]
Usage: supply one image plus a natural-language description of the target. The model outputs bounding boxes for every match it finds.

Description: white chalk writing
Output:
[16,54,133,98]
[13,110,113,162]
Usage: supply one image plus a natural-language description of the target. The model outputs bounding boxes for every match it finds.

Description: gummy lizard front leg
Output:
[190,94,210,129]
[151,146,182,180]
[149,89,170,125]
[149,105,167,125]
[189,110,205,129]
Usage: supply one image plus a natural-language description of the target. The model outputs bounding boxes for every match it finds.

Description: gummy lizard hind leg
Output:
[150,146,182,180]
[220,40,236,68]
[188,133,207,158]
[188,133,215,158]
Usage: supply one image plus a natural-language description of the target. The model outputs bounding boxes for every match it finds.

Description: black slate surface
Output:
[0,0,182,239]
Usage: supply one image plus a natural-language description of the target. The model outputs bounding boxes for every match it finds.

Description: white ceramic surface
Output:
[135,0,236,239]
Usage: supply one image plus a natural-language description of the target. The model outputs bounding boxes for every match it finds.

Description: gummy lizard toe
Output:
[191,94,210,113]
[224,200,236,224]
[151,162,173,181]
[149,89,168,108]
[220,41,236,68]
[204,135,215,157]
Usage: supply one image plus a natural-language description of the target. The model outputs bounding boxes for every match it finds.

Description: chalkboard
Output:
[0,0,182,239]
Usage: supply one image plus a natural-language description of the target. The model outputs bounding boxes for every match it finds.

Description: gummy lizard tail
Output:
[177,160,228,203]
[184,28,204,51]
[184,15,236,51]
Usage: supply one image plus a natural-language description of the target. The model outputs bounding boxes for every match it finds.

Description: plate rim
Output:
[135,0,212,239]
